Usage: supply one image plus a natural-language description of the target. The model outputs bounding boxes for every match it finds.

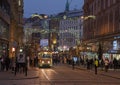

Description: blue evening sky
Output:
[24,0,84,18]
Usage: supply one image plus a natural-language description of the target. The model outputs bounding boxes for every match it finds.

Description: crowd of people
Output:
[50,54,120,72]
[0,55,11,71]
[64,56,120,75]
[1,53,120,73]
[63,55,120,72]
[0,54,30,73]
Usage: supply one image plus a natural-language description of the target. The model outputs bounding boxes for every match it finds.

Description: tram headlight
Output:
[48,61,50,64]
[42,61,44,64]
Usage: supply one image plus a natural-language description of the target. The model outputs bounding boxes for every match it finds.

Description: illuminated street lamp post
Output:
[63,46,67,52]
[12,47,15,57]
[53,39,57,51]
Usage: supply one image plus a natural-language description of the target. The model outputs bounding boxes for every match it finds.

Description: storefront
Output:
[102,39,120,61]
[80,52,98,60]
[112,54,120,60]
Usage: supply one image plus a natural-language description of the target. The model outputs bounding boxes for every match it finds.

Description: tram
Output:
[38,51,52,68]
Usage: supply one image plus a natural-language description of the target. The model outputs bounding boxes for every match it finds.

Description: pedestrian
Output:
[11,57,15,73]
[100,59,104,70]
[72,60,75,70]
[27,56,30,69]
[34,55,38,67]
[113,58,118,70]
[0,56,5,71]
[90,58,93,69]
[104,58,109,72]
[17,53,26,73]
[5,56,10,71]
[94,58,98,74]
[86,58,90,69]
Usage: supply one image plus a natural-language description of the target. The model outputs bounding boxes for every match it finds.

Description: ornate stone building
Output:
[83,0,120,60]
[49,17,59,51]
[9,0,24,57]
[56,0,83,51]
[0,0,10,57]
[0,0,24,58]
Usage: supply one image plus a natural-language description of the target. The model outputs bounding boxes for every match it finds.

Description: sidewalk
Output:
[71,65,120,79]
[0,67,39,80]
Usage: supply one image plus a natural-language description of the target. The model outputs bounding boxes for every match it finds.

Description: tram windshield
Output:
[42,54,51,58]
[38,51,53,67]
[38,51,52,59]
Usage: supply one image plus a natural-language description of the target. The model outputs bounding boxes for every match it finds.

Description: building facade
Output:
[24,14,49,56]
[0,0,24,58]
[49,17,59,52]
[58,9,83,51]
[0,0,10,57]
[9,0,24,58]
[83,0,120,60]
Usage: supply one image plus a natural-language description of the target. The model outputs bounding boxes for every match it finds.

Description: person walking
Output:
[86,58,90,70]
[11,57,15,73]
[113,58,118,70]
[5,56,10,71]
[94,58,99,75]
[100,59,104,70]
[72,60,75,70]
[27,56,30,69]
[1,56,5,71]
[104,58,109,72]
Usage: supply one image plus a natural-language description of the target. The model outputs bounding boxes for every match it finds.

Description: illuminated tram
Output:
[38,51,52,67]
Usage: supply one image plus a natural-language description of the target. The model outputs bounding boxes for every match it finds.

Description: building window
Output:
[0,0,10,15]
[0,18,9,39]
[18,0,21,6]
[105,0,108,8]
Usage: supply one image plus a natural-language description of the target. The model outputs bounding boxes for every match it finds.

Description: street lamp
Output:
[53,39,57,51]
[63,46,67,52]
[12,47,15,52]
[19,48,23,52]
[12,47,15,57]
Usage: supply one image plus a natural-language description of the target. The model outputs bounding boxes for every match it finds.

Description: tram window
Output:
[42,54,51,58]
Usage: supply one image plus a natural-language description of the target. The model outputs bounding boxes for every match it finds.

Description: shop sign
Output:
[114,36,120,39]
[113,40,118,50]
[108,50,117,54]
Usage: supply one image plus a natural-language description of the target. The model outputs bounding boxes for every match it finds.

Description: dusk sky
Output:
[24,0,84,18]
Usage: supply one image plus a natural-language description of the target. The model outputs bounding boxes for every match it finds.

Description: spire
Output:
[65,0,69,12]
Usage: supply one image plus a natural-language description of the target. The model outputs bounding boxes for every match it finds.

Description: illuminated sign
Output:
[113,40,118,50]
[40,39,48,47]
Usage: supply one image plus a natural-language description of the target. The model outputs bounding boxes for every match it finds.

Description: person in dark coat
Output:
[72,60,75,70]
[5,56,10,71]
[86,58,90,69]
[0,56,5,71]
[113,58,118,70]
